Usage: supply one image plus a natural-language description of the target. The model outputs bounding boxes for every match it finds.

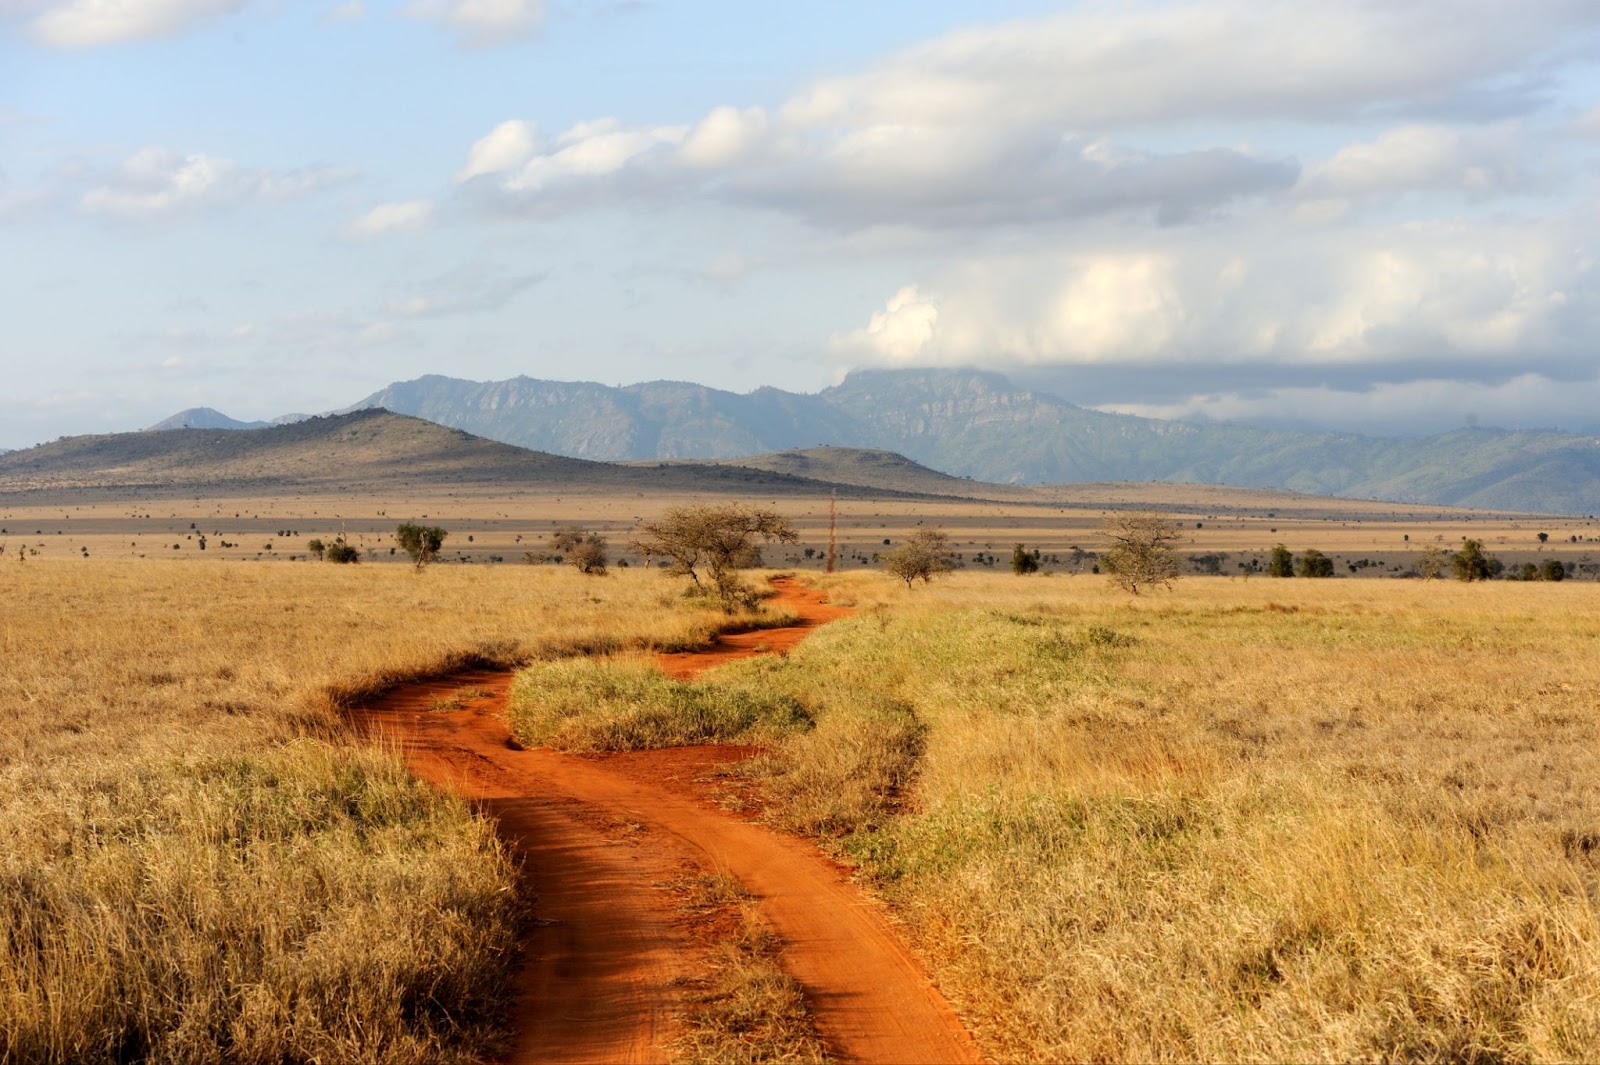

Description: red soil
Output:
[654,575,853,679]
[352,577,981,1065]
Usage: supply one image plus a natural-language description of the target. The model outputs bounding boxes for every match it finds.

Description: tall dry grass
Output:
[782,573,1600,1062]
[521,570,1600,1061]
[0,559,771,1062]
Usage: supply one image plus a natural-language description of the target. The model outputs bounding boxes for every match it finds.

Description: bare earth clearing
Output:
[353,578,979,1064]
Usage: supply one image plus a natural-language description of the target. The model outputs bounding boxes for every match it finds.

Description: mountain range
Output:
[0,409,947,500]
[148,368,1600,514]
[146,408,310,431]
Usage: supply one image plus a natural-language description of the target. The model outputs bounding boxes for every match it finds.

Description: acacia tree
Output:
[1267,544,1295,578]
[631,504,797,610]
[1417,545,1445,581]
[1101,511,1181,594]
[396,522,447,570]
[884,528,955,587]
[1452,538,1500,582]
[1296,547,1334,578]
[550,526,608,575]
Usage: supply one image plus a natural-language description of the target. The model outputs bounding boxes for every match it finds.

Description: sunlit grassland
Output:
[0,559,776,1062]
[519,570,1600,1062]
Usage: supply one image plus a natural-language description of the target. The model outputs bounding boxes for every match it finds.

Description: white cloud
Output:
[456,119,538,183]
[462,113,1295,227]
[830,217,1599,375]
[1299,123,1534,205]
[79,148,353,220]
[28,0,243,47]
[832,286,939,361]
[405,0,543,46]
[679,106,769,169]
[1050,257,1186,362]
[502,118,686,189]
[452,4,1598,231]
[346,199,434,237]
[783,2,1594,131]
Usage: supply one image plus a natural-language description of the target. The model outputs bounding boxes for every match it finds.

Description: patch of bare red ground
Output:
[351,577,981,1064]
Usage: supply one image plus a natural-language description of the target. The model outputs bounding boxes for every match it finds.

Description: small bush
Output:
[1296,548,1334,578]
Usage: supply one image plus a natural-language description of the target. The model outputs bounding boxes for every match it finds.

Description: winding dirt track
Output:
[353,578,981,1065]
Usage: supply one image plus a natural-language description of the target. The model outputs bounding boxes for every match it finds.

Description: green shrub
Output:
[1296,548,1334,578]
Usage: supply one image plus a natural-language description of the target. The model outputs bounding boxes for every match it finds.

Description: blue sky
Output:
[4,0,1600,449]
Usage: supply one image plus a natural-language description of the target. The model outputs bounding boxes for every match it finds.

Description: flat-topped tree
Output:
[632,504,797,611]
[884,528,955,587]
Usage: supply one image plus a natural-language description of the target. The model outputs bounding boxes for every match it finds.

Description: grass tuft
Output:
[670,872,826,1065]
[508,656,813,752]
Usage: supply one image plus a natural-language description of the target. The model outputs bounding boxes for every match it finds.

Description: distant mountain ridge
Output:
[2,410,946,499]
[145,369,1600,514]
[339,370,1600,514]
[146,408,309,431]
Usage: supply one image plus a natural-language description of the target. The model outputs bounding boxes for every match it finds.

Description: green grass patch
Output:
[508,657,813,752]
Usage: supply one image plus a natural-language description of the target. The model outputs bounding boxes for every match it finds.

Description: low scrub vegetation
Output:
[516,571,1600,1062]
[0,561,788,1061]
[669,872,825,1065]
[15,550,1600,1063]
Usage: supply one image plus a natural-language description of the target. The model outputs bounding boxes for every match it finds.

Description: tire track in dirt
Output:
[352,577,982,1065]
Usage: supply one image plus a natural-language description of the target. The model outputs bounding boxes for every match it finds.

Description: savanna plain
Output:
[3,493,1599,1063]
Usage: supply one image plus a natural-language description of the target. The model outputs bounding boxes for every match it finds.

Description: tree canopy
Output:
[1452,539,1500,582]
[1101,511,1181,595]
[1296,548,1334,578]
[396,523,447,570]
[631,504,797,610]
[883,528,956,587]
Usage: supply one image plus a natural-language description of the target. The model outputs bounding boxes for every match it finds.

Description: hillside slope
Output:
[338,369,1600,514]
[0,410,937,500]
[687,446,1043,500]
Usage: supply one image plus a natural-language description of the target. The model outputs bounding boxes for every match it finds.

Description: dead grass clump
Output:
[670,871,825,1065]
[755,699,926,838]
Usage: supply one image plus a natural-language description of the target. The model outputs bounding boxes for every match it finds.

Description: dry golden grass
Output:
[521,570,1600,1062]
[7,486,1598,580]
[669,871,826,1065]
[0,558,779,1062]
[12,535,1600,1062]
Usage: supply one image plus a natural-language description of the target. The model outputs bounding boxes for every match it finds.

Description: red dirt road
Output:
[653,575,852,679]
[353,578,981,1065]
